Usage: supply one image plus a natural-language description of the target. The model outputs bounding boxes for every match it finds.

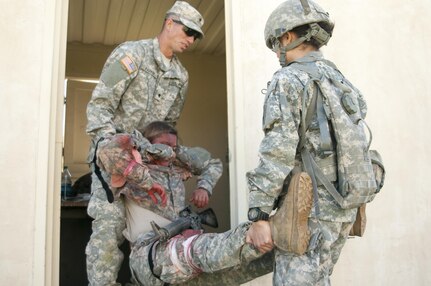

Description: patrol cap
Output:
[166,1,204,38]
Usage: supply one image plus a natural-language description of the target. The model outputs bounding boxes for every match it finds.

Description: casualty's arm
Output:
[176,146,223,208]
[96,134,166,204]
[176,146,223,196]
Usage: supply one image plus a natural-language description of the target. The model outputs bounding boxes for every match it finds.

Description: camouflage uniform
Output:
[96,133,267,285]
[85,2,206,284]
[97,132,222,225]
[247,0,366,286]
[95,133,274,285]
[180,251,274,286]
[247,51,366,284]
[89,130,221,285]
[129,222,265,285]
[121,145,222,226]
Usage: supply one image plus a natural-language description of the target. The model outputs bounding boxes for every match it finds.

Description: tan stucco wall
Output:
[1,0,430,285]
[226,0,431,285]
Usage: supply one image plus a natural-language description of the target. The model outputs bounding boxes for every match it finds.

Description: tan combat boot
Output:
[269,172,313,255]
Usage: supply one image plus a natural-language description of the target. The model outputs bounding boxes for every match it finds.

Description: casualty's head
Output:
[143,121,178,166]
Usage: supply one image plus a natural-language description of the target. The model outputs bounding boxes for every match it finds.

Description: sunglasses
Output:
[172,19,202,40]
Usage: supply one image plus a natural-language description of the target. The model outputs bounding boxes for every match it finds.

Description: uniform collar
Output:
[153,38,176,72]
[288,51,324,66]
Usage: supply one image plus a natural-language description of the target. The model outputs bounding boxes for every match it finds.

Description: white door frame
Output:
[36,0,69,285]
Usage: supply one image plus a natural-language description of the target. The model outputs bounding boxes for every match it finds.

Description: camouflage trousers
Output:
[273,219,354,286]
[180,219,353,286]
[129,222,271,285]
[180,251,274,286]
[86,172,127,286]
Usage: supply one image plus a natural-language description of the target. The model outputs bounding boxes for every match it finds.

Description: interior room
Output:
[61,0,228,284]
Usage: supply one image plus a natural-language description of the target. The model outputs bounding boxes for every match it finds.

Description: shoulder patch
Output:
[100,61,129,88]
[120,55,137,74]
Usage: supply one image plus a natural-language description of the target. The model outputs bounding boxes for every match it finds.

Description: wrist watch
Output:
[248,207,269,222]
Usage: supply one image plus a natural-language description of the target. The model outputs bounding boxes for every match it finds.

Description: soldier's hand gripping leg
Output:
[245,220,274,253]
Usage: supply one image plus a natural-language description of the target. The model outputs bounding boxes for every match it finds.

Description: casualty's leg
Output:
[188,222,262,273]
[180,251,274,286]
[129,222,264,285]
[86,172,126,286]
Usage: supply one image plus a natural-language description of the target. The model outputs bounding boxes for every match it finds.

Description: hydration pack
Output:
[281,60,385,211]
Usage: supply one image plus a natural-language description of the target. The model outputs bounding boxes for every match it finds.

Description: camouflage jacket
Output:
[97,133,223,221]
[247,51,366,222]
[86,37,188,162]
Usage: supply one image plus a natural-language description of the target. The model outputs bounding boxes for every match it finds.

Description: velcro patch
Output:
[120,56,137,74]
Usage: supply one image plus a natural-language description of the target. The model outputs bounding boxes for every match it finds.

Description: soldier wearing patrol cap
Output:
[85,2,214,285]
[166,0,205,39]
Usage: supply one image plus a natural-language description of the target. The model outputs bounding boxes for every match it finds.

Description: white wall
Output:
[226,0,431,285]
[0,0,67,285]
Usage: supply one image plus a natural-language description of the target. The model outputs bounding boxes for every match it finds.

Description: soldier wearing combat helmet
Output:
[264,0,333,66]
[245,0,382,284]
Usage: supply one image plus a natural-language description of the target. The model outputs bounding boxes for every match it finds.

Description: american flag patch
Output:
[120,56,137,74]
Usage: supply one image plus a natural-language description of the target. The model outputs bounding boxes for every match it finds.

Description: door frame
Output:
[37,0,69,285]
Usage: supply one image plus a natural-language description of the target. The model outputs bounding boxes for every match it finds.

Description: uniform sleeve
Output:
[176,145,223,195]
[164,79,188,126]
[246,80,300,214]
[86,44,140,141]
[96,135,155,197]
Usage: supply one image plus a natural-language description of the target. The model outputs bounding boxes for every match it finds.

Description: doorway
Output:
[61,0,228,284]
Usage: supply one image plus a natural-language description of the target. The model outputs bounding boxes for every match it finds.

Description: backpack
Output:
[279,60,385,212]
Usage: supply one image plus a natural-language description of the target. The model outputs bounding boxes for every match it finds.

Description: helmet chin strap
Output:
[278,38,305,67]
[278,34,309,67]
[278,23,331,67]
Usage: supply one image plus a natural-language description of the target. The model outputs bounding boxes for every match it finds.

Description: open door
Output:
[63,80,94,180]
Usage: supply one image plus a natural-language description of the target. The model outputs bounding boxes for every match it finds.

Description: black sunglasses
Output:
[172,19,202,40]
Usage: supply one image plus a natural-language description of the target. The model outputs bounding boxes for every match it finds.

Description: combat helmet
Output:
[264,0,333,65]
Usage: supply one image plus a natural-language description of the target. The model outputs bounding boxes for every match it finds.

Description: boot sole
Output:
[270,172,313,255]
[289,172,313,255]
